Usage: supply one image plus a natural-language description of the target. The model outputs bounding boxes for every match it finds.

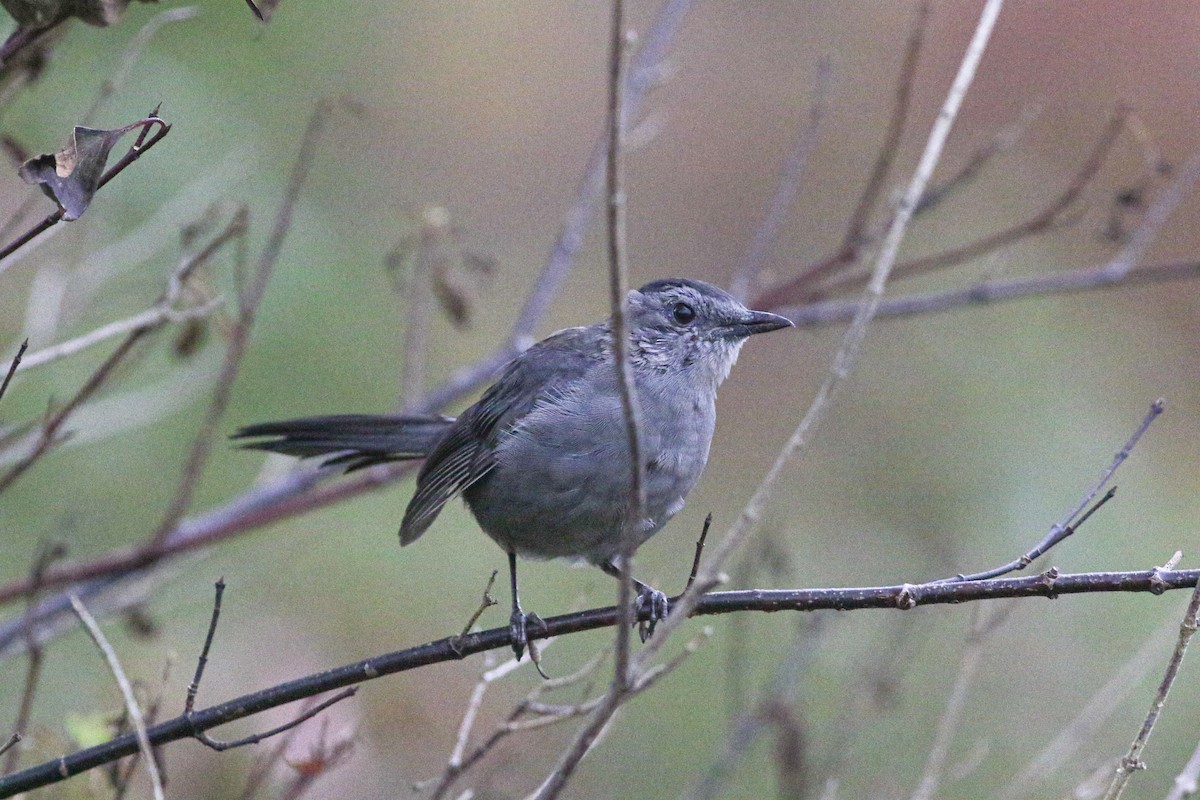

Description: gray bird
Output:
[235,278,792,656]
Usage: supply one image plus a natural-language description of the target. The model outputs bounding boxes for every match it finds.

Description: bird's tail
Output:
[233,414,454,471]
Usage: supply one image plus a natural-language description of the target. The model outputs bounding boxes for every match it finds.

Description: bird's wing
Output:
[398,325,607,545]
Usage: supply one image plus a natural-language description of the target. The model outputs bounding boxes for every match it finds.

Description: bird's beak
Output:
[722,309,794,338]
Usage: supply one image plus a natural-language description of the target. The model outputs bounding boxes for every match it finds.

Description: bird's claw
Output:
[509,608,544,660]
[635,586,670,642]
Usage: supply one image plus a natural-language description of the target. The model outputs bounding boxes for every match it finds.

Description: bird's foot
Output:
[509,608,544,661]
[634,584,670,642]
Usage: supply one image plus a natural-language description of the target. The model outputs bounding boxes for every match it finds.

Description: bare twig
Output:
[68,593,164,800]
[1102,583,1200,800]
[780,258,1200,327]
[1165,738,1200,800]
[0,737,17,761]
[942,398,1163,583]
[185,578,225,714]
[605,0,645,690]
[728,57,832,301]
[686,513,713,591]
[17,210,238,373]
[0,340,25,406]
[192,689,357,752]
[1000,611,1183,800]
[145,205,258,548]
[3,541,64,776]
[81,7,200,126]
[909,604,1013,800]
[0,329,145,495]
[455,571,500,641]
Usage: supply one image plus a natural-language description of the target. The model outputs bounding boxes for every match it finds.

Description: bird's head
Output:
[620,278,793,386]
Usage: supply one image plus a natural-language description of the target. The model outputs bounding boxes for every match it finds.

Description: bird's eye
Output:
[672,302,696,325]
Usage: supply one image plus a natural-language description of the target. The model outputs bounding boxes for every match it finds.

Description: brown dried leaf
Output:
[19,123,134,219]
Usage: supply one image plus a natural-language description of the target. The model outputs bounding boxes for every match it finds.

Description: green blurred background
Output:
[1,2,1198,798]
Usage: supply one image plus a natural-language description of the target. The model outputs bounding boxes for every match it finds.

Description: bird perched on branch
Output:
[235,278,792,657]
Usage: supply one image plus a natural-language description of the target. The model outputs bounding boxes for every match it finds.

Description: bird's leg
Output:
[507,551,542,660]
[600,559,670,642]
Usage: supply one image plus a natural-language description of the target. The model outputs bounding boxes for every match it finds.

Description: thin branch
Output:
[0,340,25,406]
[2,566,1200,797]
[144,205,257,548]
[781,258,1200,327]
[191,689,357,752]
[3,541,64,776]
[0,329,146,495]
[1102,583,1200,800]
[1165,738,1200,800]
[759,106,1127,309]
[812,109,1131,301]
[686,513,713,591]
[185,578,225,714]
[1000,610,1183,800]
[80,7,199,126]
[605,0,645,692]
[68,593,164,800]
[942,399,1162,583]
[728,57,832,301]
[17,211,239,373]
[908,604,1012,800]
[0,737,17,762]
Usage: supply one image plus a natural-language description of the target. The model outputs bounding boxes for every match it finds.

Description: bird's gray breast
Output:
[463,370,716,565]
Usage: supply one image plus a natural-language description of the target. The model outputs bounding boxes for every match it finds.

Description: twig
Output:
[423,645,589,800]
[455,571,499,640]
[915,103,1043,215]
[728,57,832,301]
[68,593,164,800]
[908,604,1012,800]
[0,737,17,761]
[1000,611,1183,800]
[81,7,199,126]
[686,616,825,800]
[1165,738,1200,800]
[145,205,258,548]
[185,578,225,713]
[605,0,645,691]
[808,110,1131,301]
[780,258,1200,327]
[774,3,929,294]
[1102,583,1200,800]
[686,513,713,591]
[17,211,238,373]
[4,541,64,776]
[182,577,356,752]
[3,566,1200,797]
[0,340,25,406]
[191,689,357,752]
[0,329,145,495]
[942,398,1162,583]
[760,106,1127,309]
